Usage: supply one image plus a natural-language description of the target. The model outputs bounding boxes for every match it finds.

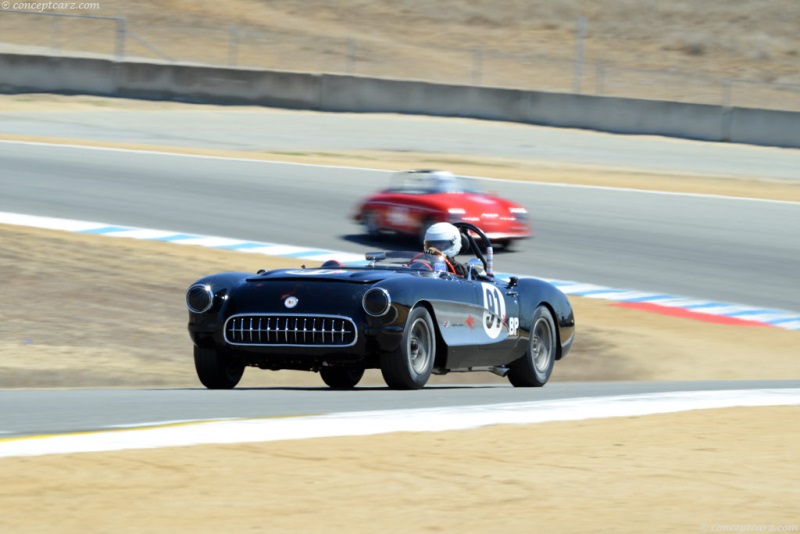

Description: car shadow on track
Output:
[173,385,510,392]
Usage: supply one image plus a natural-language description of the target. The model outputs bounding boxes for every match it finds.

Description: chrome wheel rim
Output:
[408,318,432,373]
[531,317,553,372]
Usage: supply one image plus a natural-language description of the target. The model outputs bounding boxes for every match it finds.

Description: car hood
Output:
[423,192,517,212]
[247,268,394,284]
[225,269,387,316]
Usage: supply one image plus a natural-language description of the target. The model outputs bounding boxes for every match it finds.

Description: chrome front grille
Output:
[224,314,357,347]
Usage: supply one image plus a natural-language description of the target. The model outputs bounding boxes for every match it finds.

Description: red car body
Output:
[354,170,533,247]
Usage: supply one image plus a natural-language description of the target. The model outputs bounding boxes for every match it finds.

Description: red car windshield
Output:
[386,171,483,195]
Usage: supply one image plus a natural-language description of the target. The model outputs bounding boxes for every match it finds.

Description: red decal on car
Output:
[466,315,475,330]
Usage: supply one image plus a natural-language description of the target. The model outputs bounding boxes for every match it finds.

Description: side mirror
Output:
[466,258,486,280]
[507,276,518,288]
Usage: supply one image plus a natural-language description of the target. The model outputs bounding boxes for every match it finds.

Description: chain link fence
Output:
[1,10,798,111]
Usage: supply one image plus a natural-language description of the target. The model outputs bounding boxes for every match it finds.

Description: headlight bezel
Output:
[186,283,215,314]
[362,287,392,317]
[509,207,528,221]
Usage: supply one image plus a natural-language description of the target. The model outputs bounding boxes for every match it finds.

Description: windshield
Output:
[387,171,484,195]
[364,251,450,272]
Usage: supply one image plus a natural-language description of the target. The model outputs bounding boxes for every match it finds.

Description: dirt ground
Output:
[0,407,798,533]
[2,221,799,389]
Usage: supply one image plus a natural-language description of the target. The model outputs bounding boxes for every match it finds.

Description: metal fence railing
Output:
[1,10,798,112]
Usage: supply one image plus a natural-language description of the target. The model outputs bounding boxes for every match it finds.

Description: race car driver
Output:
[423,222,468,277]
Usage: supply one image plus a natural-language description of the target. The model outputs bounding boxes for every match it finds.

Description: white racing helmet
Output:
[424,222,461,257]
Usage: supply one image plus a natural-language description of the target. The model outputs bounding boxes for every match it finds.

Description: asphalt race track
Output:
[3,108,800,180]
[2,381,800,439]
[1,112,799,437]
[2,141,800,311]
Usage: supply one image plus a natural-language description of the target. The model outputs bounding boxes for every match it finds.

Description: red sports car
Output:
[354,170,532,249]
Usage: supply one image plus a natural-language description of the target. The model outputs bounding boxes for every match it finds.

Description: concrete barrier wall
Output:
[320,75,744,143]
[729,107,800,148]
[1,53,798,149]
[0,54,117,95]
[320,75,529,122]
[118,62,322,109]
[320,75,733,142]
[521,92,729,142]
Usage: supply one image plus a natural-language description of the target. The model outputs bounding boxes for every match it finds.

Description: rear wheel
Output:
[194,345,245,389]
[494,239,513,251]
[320,366,365,389]
[381,307,436,389]
[507,306,556,387]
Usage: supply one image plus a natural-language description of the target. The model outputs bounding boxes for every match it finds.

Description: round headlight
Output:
[509,207,528,221]
[362,287,391,317]
[186,284,214,313]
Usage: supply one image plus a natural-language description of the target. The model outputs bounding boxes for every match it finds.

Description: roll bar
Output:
[453,222,493,277]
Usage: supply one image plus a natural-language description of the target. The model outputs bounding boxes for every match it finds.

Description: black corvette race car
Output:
[186,223,575,390]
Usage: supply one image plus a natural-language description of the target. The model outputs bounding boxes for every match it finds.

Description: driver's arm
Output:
[453,261,469,278]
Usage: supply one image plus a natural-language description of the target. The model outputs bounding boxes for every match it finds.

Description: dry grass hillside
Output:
[1,1,798,107]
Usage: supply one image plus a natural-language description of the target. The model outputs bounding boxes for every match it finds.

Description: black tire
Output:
[507,306,557,387]
[494,239,513,252]
[380,307,436,389]
[194,345,245,389]
[364,210,381,238]
[320,366,365,389]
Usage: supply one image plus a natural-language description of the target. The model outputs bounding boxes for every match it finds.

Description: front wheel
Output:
[380,307,436,389]
[507,306,556,387]
[364,210,381,238]
[320,366,365,389]
[194,345,245,389]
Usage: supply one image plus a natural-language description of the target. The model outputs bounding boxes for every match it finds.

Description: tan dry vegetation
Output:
[0,1,798,108]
